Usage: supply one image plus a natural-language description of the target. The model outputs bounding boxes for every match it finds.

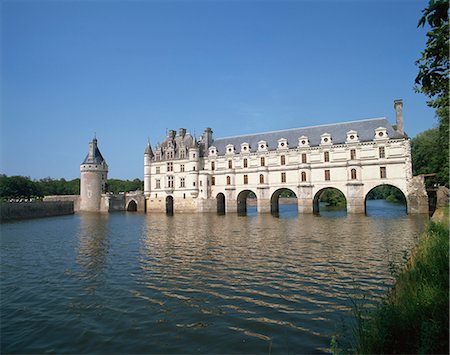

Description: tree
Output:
[415,0,449,186]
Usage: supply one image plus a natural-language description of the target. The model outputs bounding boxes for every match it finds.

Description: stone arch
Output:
[270,188,298,216]
[365,184,407,215]
[166,195,174,215]
[237,189,257,216]
[216,193,225,215]
[126,199,137,212]
[313,187,347,214]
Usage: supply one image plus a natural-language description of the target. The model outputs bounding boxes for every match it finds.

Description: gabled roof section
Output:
[211,117,403,154]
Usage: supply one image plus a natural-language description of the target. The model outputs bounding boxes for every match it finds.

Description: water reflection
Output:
[76,213,109,281]
[1,202,427,354]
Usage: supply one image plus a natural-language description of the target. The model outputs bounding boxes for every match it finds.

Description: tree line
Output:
[0,175,143,201]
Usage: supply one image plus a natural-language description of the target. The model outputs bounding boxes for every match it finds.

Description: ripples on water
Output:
[1,201,427,354]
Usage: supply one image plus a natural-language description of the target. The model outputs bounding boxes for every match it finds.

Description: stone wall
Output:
[44,195,80,211]
[0,201,74,222]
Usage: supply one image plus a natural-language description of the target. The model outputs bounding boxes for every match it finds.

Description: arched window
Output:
[259,174,265,184]
[243,158,248,168]
[351,169,357,180]
[301,171,307,182]
[226,176,231,185]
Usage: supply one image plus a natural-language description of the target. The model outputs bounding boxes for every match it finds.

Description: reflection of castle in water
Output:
[76,213,109,277]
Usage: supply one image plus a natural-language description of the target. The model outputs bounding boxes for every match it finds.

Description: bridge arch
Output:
[365,184,407,215]
[165,195,174,215]
[270,188,298,216]
[216,193,226,215]
[313,187,347,215]
[237,189,257,216]
[126,199,137,212]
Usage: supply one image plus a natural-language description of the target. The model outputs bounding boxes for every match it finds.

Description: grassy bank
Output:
[353,208,449,354]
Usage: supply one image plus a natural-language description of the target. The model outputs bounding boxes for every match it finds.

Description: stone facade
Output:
[144,100,428,214]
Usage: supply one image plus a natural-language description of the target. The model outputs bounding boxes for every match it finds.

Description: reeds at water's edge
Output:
[332,206,449,354]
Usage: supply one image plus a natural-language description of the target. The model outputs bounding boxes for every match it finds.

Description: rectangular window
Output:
[324,151,330,162]
[168,176,174,188]
[243,174,248,184]
[156,167,160,174]
[324,170,330,181]
[281,155,286,165]
[380,167,387,179]
[167,162,173,172]
[211,161,215,170]
[180,150,185,159]
[180,164,185,172]
[260,157,265,166]
[350,149,356,160]
[180,177,185,188]
[228,160,233,169]
[379,147,385,158]
[156,179,160,189]
[227,176,231,185]
[301,153,307,164]
[243,158,248,168]
[211,176,215,186]
[281,172,286,183]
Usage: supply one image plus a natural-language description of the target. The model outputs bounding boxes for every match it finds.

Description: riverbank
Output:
[0,201,74,222]
[350,207,449,354]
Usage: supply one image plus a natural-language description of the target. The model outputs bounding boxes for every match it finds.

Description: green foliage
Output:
[319,189,346,207]
[415,0,449,187]
[356,220,449,354]
[106,178,143,194]
[411,128,447,187]
[0,175,143,200]
[0,175,42,200]
[366,185,406,203]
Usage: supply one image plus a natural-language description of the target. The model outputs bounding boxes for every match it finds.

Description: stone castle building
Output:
[143,99,428,214]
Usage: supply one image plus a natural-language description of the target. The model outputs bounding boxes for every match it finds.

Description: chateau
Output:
[45,99,427,214]
[142,99,428,214]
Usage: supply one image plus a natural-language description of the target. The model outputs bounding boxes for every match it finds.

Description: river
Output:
[1,200,427,354]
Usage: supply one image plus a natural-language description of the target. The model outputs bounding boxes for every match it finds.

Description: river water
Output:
[1,200,427,354]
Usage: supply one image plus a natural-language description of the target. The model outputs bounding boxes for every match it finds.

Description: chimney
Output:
[203,127,213,150]
[179,128,186,138]
[394,99,404,135]
[168,130,176,139]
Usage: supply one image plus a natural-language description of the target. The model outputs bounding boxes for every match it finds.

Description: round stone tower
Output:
[80,136,108,212]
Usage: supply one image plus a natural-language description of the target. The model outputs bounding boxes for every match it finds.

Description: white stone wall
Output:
[144,135,425,213]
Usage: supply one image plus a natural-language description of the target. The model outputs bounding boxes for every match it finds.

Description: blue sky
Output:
[1,0,437,180]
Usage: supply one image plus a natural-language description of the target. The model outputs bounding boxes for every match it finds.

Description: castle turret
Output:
[144,142,153,197]
[80,136,108,212]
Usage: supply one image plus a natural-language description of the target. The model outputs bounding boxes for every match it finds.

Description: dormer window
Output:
[374,127,389,140]
[226,144,235,155]
[320,133,332,145]
[258,140,268,151]
[240,142,250,153]
[277,138,288,150]
[346,130,359,143]
[209,146,217,156]
[298,136,310,148]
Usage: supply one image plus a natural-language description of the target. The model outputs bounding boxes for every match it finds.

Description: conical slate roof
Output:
[82,138,106,164]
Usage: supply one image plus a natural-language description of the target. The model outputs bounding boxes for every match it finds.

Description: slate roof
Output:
[211,117,404,154]
[82,142,106,164]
